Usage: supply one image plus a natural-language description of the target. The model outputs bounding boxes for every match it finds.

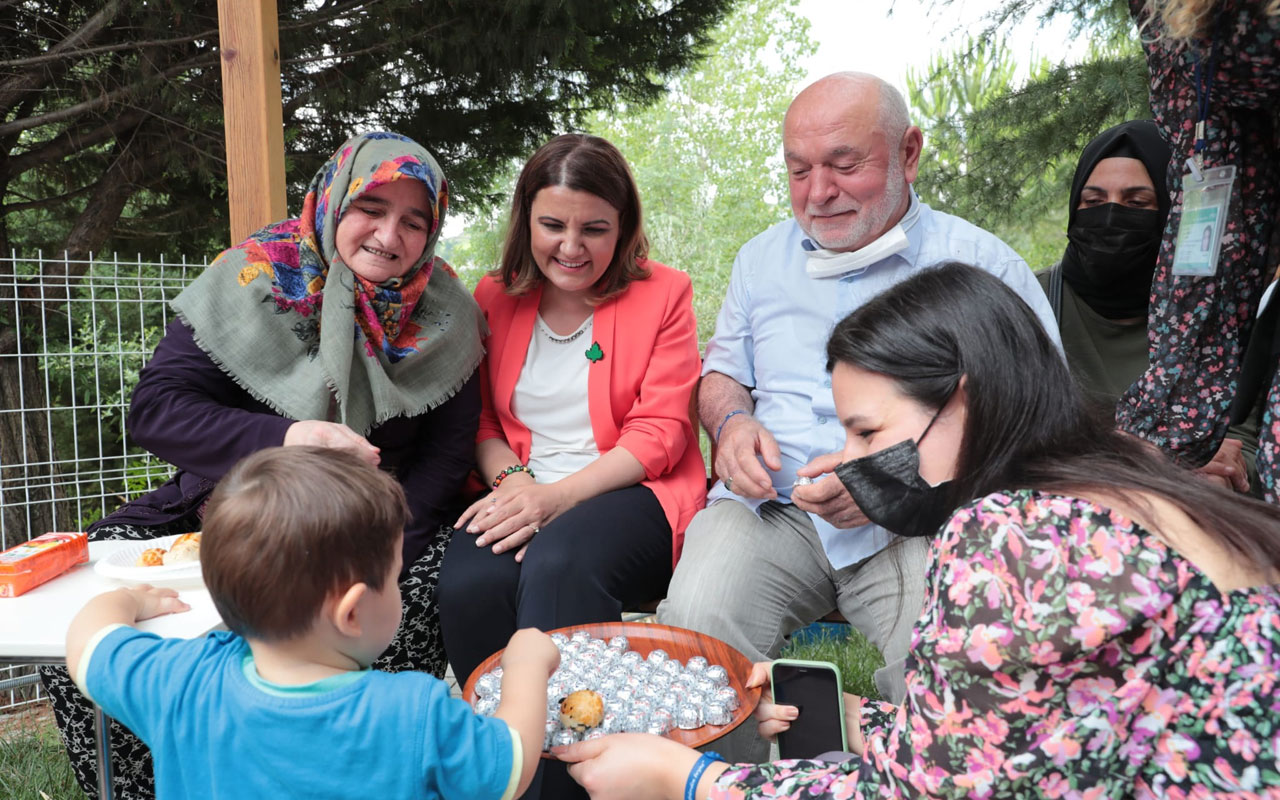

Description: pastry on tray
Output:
[559,690,605,732]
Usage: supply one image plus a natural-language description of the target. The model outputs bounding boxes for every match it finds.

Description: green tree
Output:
[0,0,735,540]
[910,0,1149,251]
[906,18,1149,268]
[454,0,814,346]
[1,0,736,259]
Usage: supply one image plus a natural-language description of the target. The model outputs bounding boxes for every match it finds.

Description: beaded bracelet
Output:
[492,464,535,488]
[715,409,747,442]
[685,751,726,800]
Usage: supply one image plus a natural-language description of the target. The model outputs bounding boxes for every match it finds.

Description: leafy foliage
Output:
[454,0,814,346]
[1,0,735,259]
[906,6,1151,268]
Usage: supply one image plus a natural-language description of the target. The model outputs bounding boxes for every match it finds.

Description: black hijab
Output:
[1060,120,1172,319]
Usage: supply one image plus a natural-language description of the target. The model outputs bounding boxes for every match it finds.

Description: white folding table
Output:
[0,540,224,799]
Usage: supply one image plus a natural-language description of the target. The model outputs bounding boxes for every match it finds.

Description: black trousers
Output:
[438,484,673,800]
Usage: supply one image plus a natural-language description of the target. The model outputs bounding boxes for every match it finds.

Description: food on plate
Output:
[135,548,167,568]
[163,533,201,565]
[134,533,201,567]
[559,689,605,732]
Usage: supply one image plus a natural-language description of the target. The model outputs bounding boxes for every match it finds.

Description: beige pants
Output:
[658,499,930,762]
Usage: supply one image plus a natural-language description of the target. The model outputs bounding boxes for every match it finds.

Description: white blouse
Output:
[512,314,599,483]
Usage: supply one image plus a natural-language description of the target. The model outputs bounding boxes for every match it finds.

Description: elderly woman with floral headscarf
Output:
[40,131,485,800]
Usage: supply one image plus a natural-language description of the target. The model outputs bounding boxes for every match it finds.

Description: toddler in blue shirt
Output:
[65,445,559,799]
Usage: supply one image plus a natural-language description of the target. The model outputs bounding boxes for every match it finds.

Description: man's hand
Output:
[1197,437,1249,493]
[283,420,381,466]
[714,413,781,499]
[790,453,868,528]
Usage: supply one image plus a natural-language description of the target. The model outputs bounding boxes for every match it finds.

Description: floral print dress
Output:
[711,490,1280,799]
[1115,1,1280,490]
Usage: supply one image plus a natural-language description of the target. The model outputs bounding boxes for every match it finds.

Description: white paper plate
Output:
[94,534,204,587]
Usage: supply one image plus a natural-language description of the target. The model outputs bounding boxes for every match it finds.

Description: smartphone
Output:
[770,659,847,760]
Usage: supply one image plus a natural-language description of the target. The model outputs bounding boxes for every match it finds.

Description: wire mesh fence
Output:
[0,251,204,550]
[1,252,204,712]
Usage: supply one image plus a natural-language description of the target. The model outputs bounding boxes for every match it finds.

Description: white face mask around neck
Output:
[802,195,920,279]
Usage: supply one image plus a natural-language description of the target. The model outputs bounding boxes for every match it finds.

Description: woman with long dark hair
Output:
[560,262,1280,799]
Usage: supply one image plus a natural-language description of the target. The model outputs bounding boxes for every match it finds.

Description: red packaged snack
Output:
[0,532,89,598]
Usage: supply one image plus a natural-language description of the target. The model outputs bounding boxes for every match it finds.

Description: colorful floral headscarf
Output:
[173,132,484,435]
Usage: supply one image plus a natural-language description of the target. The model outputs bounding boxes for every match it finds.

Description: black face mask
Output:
[833,406,956,539]
[1061,203,1163,320]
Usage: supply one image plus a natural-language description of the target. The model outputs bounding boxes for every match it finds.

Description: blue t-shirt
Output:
[81,627,518,800]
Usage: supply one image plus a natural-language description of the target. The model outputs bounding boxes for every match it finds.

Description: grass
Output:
[0,706,79,800]
[780,624,885,701]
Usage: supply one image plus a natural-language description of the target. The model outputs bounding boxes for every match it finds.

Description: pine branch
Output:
[0,0,124,111]
[0,53,218,139]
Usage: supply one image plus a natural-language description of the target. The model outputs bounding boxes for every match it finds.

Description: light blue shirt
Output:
[702,199,1061,569]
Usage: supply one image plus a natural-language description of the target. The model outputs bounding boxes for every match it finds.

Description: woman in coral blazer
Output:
[437,135,706,692]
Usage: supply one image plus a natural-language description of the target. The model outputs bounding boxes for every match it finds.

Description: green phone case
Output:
[770,658,848,754]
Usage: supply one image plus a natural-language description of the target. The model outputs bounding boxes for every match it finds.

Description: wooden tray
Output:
[462,621,761,756]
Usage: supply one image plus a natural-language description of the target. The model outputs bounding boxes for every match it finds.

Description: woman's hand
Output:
[557,733,715,800]
[284,420,380,466]
[1196,437,1249,493]
[454,477,571,562]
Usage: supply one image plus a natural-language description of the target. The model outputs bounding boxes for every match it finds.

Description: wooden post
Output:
[217,0,287,244]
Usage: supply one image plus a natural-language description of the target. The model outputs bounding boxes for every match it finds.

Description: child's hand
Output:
[66,585,190,683]
[500,628,560,676]
[126,584,191,621]
[744,661,798,740]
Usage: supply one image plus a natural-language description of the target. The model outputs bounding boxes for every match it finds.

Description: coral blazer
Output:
[474,260,706,566]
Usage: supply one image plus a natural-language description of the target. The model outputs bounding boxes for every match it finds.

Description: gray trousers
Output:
[657,499,929,762]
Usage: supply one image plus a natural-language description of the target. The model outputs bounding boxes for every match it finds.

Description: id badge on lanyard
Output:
[1171,164,1236,277]
[1171,29,1232,278]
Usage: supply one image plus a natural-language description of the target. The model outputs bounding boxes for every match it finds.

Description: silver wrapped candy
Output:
[646,708,676,735]
[475,695,500,716]
[552,728,580,748]
[674,703,703,730]
[685,656,708,673]
[583,727,608,740]
[570,631,591,645]
[702,701,732,726]
[704,665,730,687]
[646,648,669,666]
[544,718,560,749]
[475,671,501,697]
[608,635,629,651]
[622,710,648,733]
[714,686,740,711]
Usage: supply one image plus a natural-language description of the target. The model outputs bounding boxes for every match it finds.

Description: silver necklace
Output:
[539,317,591,344]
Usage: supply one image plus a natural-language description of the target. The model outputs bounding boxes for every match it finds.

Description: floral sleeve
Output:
[712,490,1193,800]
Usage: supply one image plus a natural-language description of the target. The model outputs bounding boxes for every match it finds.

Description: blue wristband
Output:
[685,751,726,800]
[715,409,747,442]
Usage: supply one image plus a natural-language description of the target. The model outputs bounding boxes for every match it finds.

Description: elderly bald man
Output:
[658,72,1060,761]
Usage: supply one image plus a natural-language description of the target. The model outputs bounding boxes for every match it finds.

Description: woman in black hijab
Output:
[1038,120,1253,493]
[1038,119,1172,404]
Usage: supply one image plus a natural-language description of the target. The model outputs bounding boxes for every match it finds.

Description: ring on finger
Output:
[530,523,540,534]
[725,475,735,492]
